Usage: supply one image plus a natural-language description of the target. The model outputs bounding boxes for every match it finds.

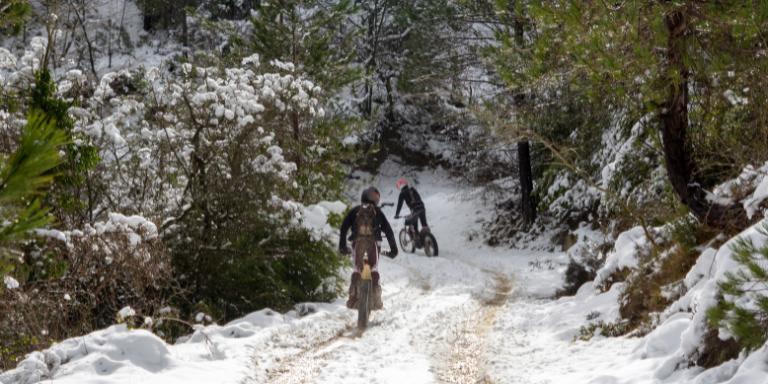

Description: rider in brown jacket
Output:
[339,187,398,309]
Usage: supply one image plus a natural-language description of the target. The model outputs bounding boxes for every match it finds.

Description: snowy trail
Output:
[257,250,510,384]
[2,160,652,384]
[244,162,575,384]
[436,272,512,384]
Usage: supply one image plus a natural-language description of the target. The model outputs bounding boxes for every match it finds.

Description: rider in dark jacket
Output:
[339,187,397,309]
[395,179,428,235]
[339,205,397,250]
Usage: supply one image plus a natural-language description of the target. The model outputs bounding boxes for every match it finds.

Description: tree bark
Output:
[661,8,747,230]
[291,111,301,171]
[518,140,536,226]
[511,1,536,226]
[363,2,377,118]
[108,18,112,68]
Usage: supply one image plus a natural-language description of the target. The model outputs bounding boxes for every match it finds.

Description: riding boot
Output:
[372,272,383,310]
[347,272,360,309]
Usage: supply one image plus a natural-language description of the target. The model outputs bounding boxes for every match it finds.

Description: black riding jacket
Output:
[339,205,397,252]
[395,185,425,216]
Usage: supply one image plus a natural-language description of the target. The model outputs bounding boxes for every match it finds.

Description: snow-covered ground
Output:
[4,159,767,384]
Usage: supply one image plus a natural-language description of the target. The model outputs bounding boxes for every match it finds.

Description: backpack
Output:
[355,203,377,238]
[354,204,378,260]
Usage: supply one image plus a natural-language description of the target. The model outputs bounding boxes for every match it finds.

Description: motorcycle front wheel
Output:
[399,228,416,253]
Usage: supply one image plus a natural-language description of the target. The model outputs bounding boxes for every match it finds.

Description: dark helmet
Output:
[361,187,380,204]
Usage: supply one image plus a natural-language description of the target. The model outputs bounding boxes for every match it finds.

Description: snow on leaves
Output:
[117,306,136,322]
[3,275,20,290]
[0,37,335,238]
[23,51,330,233]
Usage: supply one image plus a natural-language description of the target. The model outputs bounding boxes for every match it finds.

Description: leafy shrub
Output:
[169,219,344,320]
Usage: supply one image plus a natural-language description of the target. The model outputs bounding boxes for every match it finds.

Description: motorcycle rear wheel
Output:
[423,233,439,257]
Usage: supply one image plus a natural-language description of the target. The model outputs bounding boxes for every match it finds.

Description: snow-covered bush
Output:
[596,115,673,224]
[1,29,350,365]
[708,223,768,350]
[616,219,711,333]
[0,38,51,154]
[558,226,612,296]
[591,159,768,340]
[73,55,346,214]
[73,57,348,319]
[573,216,716,337]
[163,59,343,317]
[0,214,171,370]
[640,219,768,377]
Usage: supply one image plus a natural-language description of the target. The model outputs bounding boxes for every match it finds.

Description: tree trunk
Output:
[291,111,301,171]
[511,2,536,226]
[518,140,536,226]
[661,8,747,230]
[363,3,377,118]
[384,75,394,121]
[108,18,112,68]
[513,1,524,46]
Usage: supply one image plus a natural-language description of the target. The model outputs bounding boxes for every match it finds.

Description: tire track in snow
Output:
[436,271,512,384]
[241,315,352,384]
[250,252,501,384]
[264,325,352,384]
[259,261,433,384]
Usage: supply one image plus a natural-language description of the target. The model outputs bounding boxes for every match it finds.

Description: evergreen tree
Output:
[247,0,359,94]
[708,222,768,350]
[244,0,360,202]
[0,113,67,287]
[0,0,31,36]
[356,0,488,146]
[526,1,768,230]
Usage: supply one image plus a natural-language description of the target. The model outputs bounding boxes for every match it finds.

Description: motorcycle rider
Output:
[394,178,429,243]
[339,187,398,310]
